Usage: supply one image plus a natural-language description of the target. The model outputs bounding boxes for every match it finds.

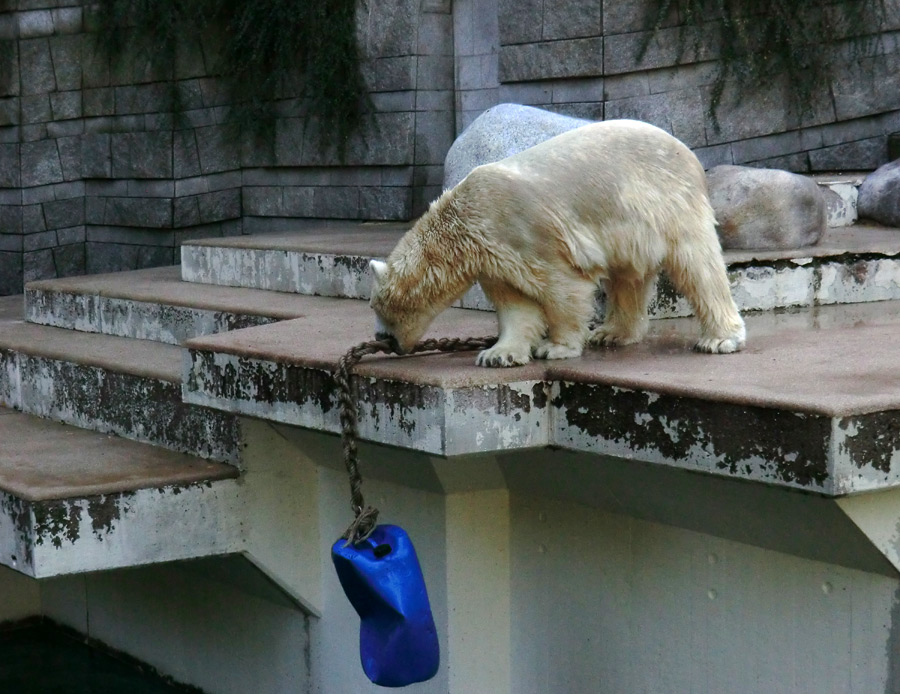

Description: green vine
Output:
[92,0,367,152]
[642,0,887,131]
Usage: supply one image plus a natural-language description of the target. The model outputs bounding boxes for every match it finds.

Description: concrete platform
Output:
[180,224,900,316]
[0,297,240,465]
[26,266,307,345]
[0,408,240,578]
[184,297,900,495]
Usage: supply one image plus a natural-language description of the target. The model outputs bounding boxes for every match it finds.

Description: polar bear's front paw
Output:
[533,340,583,361]
[588,325,642,347]
[694,334,745,354]
[476,344,532,368]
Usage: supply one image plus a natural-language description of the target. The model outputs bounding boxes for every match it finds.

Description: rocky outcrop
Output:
[858,160,900,227]
[707,166,827,250]
[443,104,591,189]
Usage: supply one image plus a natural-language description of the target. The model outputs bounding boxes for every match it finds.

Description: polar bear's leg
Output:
[665,238,746,354]
[532,277,595,360]
[589,274,656,347]
[476,281,546,367]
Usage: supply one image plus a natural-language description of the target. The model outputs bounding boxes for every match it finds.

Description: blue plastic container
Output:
[332,525,440,687]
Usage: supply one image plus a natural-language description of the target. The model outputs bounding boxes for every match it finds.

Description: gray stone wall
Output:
[455,0,900,170]
[2,0,900,295]
[0,0,455,293]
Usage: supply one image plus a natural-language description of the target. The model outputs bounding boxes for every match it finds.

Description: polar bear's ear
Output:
[369,259,388,282]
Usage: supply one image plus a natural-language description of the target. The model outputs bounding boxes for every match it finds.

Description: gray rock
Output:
[443,103,591,189]
[706,165,827,250]
[858,159,900,227]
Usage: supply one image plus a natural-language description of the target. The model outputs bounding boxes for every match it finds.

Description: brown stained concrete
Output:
[0,309,182,384]
[0,408,237,501]
[185,223,410,256]
[187,298,900,416]
[28,266,312,320]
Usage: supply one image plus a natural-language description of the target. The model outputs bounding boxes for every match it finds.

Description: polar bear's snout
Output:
[374,314,404,353]
[376,330,402,354]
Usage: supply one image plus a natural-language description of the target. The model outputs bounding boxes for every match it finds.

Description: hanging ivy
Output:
[641,0,888,130]
[92,0,367,151]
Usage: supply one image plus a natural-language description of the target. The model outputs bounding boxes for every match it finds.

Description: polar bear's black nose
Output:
[376,332,402,353]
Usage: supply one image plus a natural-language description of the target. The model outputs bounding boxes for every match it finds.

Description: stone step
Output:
[182,224,900,317]
[0,407,240,579]
[0,296,240,465]
[25,266,311,345]
[183,296,900,497]
[815,173,865,228]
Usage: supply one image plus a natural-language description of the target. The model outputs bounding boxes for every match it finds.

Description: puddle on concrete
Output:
[0,622,200,693]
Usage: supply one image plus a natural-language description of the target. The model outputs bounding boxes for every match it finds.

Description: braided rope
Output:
[335,335,498,545]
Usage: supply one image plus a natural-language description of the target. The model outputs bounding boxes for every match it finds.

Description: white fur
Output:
[369,120,746,366]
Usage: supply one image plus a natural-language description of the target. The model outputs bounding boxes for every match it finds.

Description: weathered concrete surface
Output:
[0,407,240,579]
[184,293,900,494]
[26,266,315,344]
[181,226,900,317]
[0,313,240,465]
[0,296,23,322]
[181,225,410,297]
[184,304,549,455]
[814,173,864,228]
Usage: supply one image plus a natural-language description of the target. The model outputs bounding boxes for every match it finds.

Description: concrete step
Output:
[0,407,240,579]
[815,173,865,228]
[26,266,311,345]
[0,296,240,465]
[181,224,900,317]
[183,296,900,497]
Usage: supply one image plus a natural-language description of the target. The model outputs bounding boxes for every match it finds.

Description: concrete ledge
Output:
[0,313,240,465]
[25,266,309,345]
[181,225,900,317]
[0,408,240,579]
[183,299,900,495]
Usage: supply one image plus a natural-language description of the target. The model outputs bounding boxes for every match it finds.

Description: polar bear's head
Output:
[368,259,439,354]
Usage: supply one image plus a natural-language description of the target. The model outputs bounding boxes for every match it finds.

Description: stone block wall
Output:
[454,0,900,171]
[2,0,900,294]
[0,0,455,293]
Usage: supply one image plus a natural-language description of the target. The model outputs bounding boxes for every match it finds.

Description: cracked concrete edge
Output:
[26,287,279,346]
[182,347,900,496]
[182,349,551,456]
[1,350,241,466]
[0,478,244,579]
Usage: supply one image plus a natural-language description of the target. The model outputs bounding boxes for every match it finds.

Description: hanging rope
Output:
[335,335,498,545]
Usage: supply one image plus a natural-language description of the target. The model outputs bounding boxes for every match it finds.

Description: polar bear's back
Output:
[497,119,706,205]
[456,119,715,277]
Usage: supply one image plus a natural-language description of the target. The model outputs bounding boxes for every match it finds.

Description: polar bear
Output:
[369,119,746,367]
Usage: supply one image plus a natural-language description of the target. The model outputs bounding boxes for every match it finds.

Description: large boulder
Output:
[443,104,591,189]
[706,165,827,250]
[858,160,900,226]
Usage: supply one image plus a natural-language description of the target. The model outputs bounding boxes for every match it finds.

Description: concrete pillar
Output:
[0,565,40,622]
[240,418,322,615]
[446,488,511,694]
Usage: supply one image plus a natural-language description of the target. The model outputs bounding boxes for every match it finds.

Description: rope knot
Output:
[335,335,497,546]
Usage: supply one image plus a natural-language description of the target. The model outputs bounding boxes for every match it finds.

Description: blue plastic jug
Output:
[332,525,440,687]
